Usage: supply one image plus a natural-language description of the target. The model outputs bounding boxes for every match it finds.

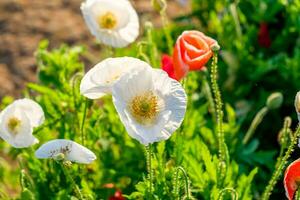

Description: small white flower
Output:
[81,0,139,48]
[35,139,96,164]
[0,98,45,148]
[80,57,151,99]
[112,67,187,145]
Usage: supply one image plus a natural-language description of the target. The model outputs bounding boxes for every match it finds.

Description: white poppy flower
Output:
[0,98,45,148]
[35,139,96,164]
[81,0,139,48]
[80,57,151,99]
[112,67,187,145]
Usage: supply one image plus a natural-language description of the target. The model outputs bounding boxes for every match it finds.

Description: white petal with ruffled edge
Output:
[80,57,151,99]
[112,67,187,145]
[35,139,96,164]
[13,98,45,127]
[0,99,44,148]
[81,0,139,48]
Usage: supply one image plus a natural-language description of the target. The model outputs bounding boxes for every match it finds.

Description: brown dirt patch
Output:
[0,0,190,98]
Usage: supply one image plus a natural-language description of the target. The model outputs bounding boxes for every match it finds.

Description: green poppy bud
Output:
[266,92,283,110]
[54,153,65,161]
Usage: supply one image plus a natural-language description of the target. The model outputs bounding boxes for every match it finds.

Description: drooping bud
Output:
[63,160,72,168]
[211,43,221,52]
[266,92,283,110]
[54,153,65,161]
[295,92,300,122]
[151,0,167,12]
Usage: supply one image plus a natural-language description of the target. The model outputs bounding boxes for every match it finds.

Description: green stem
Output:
[296,187,300,200]
[229,1,242,41]
[146,144,153,197]
[137,41,151,64]
[203,76,217,123]
[210,52,228,187]
[60,163,84,200]
[72,73,83,135]
[243,107,269,145]
[174,166,191,200]
[261,126,300,200]
[276,117,292,169]
[217,188,238,200]
[145,22,158,67]
[80,98,88,146]
[160,10,173,55]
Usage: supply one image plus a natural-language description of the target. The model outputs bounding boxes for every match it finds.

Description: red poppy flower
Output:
[109,190,125,200]
[284,159,300,200]
[163,31,217,81]
[258,22,271,48]
[161,54,176,80]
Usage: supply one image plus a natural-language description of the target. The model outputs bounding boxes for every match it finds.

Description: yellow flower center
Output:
[129,92,159,125]
[98,12,117,29]
[7,117,21,135]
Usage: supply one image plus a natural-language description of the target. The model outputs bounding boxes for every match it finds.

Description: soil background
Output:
[0,0,190,98]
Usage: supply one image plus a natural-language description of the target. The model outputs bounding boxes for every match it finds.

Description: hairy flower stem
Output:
[80,98,88,146]
[261,126,300,200]
[72,73,83,135]
[243,107,269,145]
[276,117,292,169]
[173,166,191,200]
[217,188,238,200]
[60,163,84,200]
[203,76,217,123]
[146,144,153,197]
[160,10,173,55]
[210,52,228,187]
[145,22,158,67]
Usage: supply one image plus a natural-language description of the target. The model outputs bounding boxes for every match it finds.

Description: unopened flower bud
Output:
[63,160,72,168]
[211,43,220,52]
[266,92,283,110]
[54,153,65,161]
[295,92,300,122]
[151,0,167,12]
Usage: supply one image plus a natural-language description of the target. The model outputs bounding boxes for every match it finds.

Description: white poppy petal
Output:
[35,139,96,164]
[80,57,151,99]
[81,0,139,48]
[13,98,45,127]
[112,66,187,145]
[0,104,37,148]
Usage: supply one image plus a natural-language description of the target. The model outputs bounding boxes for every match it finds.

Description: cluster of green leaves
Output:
[0,38,261,200]
[172,0,300,199]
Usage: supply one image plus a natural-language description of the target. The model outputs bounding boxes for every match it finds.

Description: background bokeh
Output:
[0,0,189,98]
